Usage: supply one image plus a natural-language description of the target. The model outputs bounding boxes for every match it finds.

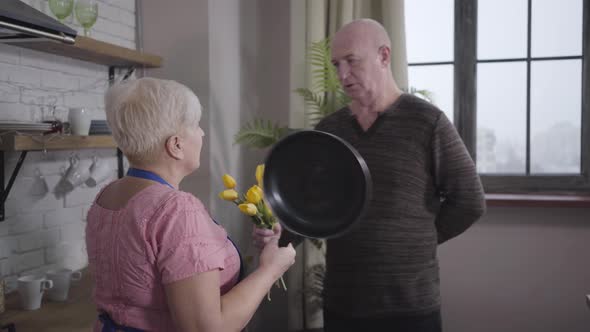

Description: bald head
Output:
[330,19,399,107]
[333,19,391,50]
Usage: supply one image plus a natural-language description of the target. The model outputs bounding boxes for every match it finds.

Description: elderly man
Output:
[256,18,486,332]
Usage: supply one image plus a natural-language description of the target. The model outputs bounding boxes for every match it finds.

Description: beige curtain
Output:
[288,1,408,330]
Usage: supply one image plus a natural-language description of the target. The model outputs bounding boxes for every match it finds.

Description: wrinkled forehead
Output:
[331,31,369,60]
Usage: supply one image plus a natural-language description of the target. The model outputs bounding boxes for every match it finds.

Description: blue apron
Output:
[99,313,144,332]
[98,168,244,332]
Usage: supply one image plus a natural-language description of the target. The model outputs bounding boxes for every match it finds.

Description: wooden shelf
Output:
[0,135,116,151]
[4,36,161,68]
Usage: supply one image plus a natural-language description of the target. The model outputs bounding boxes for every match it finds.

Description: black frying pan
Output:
[263,130,372,243]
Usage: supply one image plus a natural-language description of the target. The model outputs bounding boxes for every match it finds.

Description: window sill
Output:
[486,193,590,208]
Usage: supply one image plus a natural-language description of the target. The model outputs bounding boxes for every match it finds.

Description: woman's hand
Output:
[258,233,295,280]
[252,223,282,250]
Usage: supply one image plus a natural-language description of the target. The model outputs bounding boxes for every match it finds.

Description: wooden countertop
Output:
[0,270,96,332]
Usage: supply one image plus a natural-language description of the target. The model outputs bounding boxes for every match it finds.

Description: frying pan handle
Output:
[278,229,304,247]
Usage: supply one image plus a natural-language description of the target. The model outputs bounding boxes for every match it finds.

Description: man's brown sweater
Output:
[315,93,486,317]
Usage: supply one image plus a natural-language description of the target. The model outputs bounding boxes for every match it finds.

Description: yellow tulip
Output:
[253,184,264,197]
[239,203,258,216]
[219,189,238,201]
[265,202,273,217]
[246,185,262,204]
[222,174,237,189]
[255,164,265,187]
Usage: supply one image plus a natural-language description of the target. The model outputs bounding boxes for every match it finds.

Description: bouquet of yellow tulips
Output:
[219,164,276,230]
[219,164,286,299]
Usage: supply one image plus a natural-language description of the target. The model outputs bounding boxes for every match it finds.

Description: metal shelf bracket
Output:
[0,151,28,221]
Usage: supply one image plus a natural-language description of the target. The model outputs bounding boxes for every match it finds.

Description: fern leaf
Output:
[293,37,350,126]
[233,119,289,149]
[295,88,325,113]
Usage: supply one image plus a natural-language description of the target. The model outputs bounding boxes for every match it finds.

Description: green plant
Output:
[233,119,290,149]
[303,263,326,313]
[294,38,351,126]
[234,38,348,149]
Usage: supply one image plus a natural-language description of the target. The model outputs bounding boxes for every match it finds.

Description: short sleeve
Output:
[150,193,229,284]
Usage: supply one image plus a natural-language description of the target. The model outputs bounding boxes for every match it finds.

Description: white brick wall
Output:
[0,0,136,292]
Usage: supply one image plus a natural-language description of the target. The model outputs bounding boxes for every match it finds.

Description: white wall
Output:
[208,0,290,260]
[0,0,136,291]
[439,207,590,332]
[207,2,291,330]
[139,0,212,208]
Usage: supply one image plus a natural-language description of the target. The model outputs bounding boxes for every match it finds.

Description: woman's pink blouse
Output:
[86,183,240,331]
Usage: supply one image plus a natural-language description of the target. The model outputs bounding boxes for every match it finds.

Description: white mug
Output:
[86,156,111,187]
[62,155,90,191]
[45,268,82,302]
[68,108,91,136]
[17,275,53,310]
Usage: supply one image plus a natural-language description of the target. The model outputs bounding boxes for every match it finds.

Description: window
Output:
[406,0,455,122]
[406,0,589,192]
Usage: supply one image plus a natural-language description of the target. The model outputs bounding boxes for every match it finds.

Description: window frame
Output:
[407,0,590,193]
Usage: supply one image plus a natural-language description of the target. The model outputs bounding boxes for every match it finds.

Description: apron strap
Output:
[99,312,144,332]
[212,218,245,281]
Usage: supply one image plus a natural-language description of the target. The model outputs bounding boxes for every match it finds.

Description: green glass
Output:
[48,0,74,22]
[74,0,98,37]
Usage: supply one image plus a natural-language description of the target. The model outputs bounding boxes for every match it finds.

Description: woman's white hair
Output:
[105,77,201,164]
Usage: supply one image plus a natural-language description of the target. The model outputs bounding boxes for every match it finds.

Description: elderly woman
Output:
[86,77,295,332]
